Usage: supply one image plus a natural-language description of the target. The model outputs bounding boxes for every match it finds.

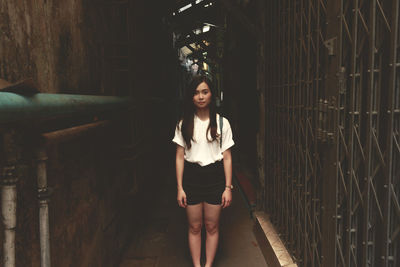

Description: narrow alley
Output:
[0,0,399,267]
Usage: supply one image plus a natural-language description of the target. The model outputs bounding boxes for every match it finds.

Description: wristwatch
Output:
[225,185,233,190]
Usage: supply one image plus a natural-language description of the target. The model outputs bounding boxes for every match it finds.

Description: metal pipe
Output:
[36,147,51,267]
[0,92,131,124]
[1,132,18,267]
[2,182,16,267]
[1,176,17,267]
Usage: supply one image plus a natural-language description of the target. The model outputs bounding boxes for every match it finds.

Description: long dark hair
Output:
[180,75,219,149]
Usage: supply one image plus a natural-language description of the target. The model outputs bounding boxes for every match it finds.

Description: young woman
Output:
[172,75,234,267]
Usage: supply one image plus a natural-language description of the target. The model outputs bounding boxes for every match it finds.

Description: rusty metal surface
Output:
[41,121,111,145]
[0,93,131,124]
[265,0,400,266]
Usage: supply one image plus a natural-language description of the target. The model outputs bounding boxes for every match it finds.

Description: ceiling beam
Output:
[175,30,213,49]
[186,44,195,52]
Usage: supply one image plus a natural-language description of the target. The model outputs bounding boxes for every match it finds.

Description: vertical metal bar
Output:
[336,1,352,267]
[266,0,271,214]
[298,0,303,262]
[321,0,341,265]
[278,0,284,234]
[291,0,296,254]
[1,131,18,267]
[313,0,322,265]
[363,1,377,266]
[299,0,305,261]
[286,0,291,247]
[291,0,298,254]
[36,147,51,267]
[1,172,17,267]
[383,1,399,266]
[349,0,360,265]
[305,0,313,264]
[336,0,348,266]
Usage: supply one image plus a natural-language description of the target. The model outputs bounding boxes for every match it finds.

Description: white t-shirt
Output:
[172,114,235,166]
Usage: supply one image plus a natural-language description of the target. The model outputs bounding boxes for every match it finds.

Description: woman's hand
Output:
[177,188,187,208]
[221,189,232,208]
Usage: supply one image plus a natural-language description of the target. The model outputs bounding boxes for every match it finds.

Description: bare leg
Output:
[203,202,222,267]
[186,203,203,267]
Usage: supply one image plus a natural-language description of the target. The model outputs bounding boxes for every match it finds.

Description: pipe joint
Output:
[1,166,18,185]
[38,187,53,201]
[36,147,48,162]
[36,155,49,162]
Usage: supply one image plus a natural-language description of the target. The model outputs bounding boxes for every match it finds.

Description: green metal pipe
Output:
[0,92,132,124]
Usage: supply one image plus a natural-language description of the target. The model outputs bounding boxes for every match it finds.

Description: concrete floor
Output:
[119,167,267,267]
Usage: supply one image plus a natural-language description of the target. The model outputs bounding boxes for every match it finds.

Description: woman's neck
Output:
[195,108,210,121]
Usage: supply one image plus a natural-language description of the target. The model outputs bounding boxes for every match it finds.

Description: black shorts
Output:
[183,160,225,205]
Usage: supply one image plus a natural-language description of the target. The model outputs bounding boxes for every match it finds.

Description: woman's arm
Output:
[176,145,187,207]
[221,149,232,208]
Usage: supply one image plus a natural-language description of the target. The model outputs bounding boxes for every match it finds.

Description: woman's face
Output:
[193,82,212,110]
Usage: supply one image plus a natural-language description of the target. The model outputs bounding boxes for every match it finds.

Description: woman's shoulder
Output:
[217,113,231,127]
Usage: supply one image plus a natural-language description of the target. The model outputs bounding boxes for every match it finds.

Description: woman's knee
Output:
[188,223,202,235]
[205,222,219,235]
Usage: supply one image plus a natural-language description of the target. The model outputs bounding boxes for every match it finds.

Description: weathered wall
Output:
[45,124,139,267]
[4,107,170,267]
[0,0,102,93]
[14,124,136,267]
[0,0,176,266]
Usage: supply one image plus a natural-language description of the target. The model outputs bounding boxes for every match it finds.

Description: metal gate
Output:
[264,0,400,266]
